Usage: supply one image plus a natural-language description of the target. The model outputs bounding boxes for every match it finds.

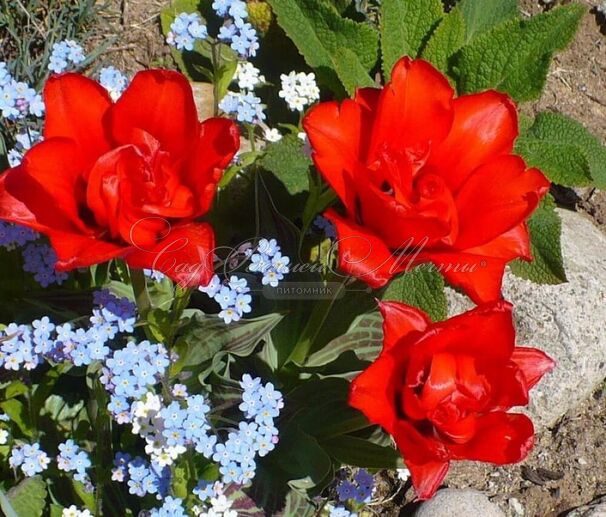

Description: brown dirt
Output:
[93,0,171,72]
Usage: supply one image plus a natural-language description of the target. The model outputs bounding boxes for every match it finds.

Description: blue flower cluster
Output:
[0,290,136,372]
[336,469,375,503]
[149,496,187,517]
[57,440,93,489]
[101,341,170,423]
[0,222,38,249]
[0,61,44,120]
[314,215,338,239]
[22,242,69,287]
[248,238,290,287]
[213,0,259,58]
[218,90,266,124]
[199,274,252,324]
[48,40,86,73]
[98,66,128,101]
[111,453,171,500]
[166,12,208,51]
[7,129,41,167]
[8,443,50,476]
[328,505,358,517]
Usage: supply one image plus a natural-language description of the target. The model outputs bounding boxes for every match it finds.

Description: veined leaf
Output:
[421,7,466,72]
[510,195,566,285]
[260,134,311,195]
[322,435,404,469]
[458,0,518,42]
[381,0,443,78]
[516,112,606,188]
[268,0,379,92]
[454,4,585,101]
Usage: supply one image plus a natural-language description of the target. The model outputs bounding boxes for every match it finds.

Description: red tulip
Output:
[0,70,240,287]
[303,57,550,303]
[349,300,554,499]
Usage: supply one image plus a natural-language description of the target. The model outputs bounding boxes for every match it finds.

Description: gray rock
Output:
[414,488,505,517]
[447,209,606,429]
[566,496,606,516]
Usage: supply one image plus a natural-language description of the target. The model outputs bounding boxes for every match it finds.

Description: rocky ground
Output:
[94,1,606,515]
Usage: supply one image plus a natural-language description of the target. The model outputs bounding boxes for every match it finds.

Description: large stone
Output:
[414,489,505,517]
[567,496,606,516]
[447,209,606,428]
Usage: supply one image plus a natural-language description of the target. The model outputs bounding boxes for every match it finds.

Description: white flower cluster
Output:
[278,71,320,112]
[234,61,265,90]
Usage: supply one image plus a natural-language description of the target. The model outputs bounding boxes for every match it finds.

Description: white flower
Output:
[62,506,92,517]
[279,71,320,111]
[235,62,265,90]
[0,429,8,445]
[264,128,282,142]
[396,467,410,482]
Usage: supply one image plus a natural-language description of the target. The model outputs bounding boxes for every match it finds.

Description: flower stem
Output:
[129,267,152,320]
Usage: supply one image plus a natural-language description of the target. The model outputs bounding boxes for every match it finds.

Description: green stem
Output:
[211,43,220,116]
[285,275,346,365]
[129,267,152,319]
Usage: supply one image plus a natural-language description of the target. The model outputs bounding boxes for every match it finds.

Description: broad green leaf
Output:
[298,400,371,440]
[322,435,404,469]
[267,0,379,92]
[276,490,317,517]
[510,195,567,284]
[515,112,606,188]
[281,426,333,491]
[454,4,585,101]
[0,488,19,517]
[305,312,382,367]
[381,0,443,77]
[381,266,447,321]
[260,134,311,195]
[173,312,284,373]
[224,485,265,516]
[0,399,32,437]
[458,0,518,42]
[333,47,376,95]
[5,381,28,399]
[421,7,466,72]
[6,476,46,517]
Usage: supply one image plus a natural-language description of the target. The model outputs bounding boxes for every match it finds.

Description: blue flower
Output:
[167,13,208,51]
[48,40,85,73]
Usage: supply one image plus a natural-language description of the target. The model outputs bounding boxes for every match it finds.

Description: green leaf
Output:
[322,435,404,469]
[299,400,371,440]
[305,312,382,367]
[515,112,606,188]
[510,195,567,284]
[276,490,317,517]
[173,312,284,373]
[267,0,379,92]
[333,47,376,95]
[457,0,518,42]
[5,381,28,399]
[421,7,466,72]
[381,266,447,321]
[0,399,32,437]
[6,476,47,517]
[0,489,19,517]
[381,0,443,78]
[454,4,585,101]
[260,134,312,195]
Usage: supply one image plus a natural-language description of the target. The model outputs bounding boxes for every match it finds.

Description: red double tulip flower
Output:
[303,57,550,303]
[349,300,554,499]
[0,70,240,287]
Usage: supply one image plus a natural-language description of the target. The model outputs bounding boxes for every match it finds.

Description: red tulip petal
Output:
[415,250,506,304]
[416,301,515,362]
[463,223,531,262]
[392,420,450,499]
[455,155,550,249]
[49,231,127,270]
[108,70,199,156]
[1,140,91,235]
[367,57,454,160]
[354,87,381,111]
[428,91,518,193]
[324,209,407,288]
[421,353,457,410]
[511,347,556,390]
[485,362,530,411]
[0,169,47,233]
[303,98,373,212]
[407,460,450,500]
[43,73,112,164]
[349,354,398,434]
[448,412,535,464]
[185,117,240,215]
[378,301,431,351]
[125,222,215,287]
